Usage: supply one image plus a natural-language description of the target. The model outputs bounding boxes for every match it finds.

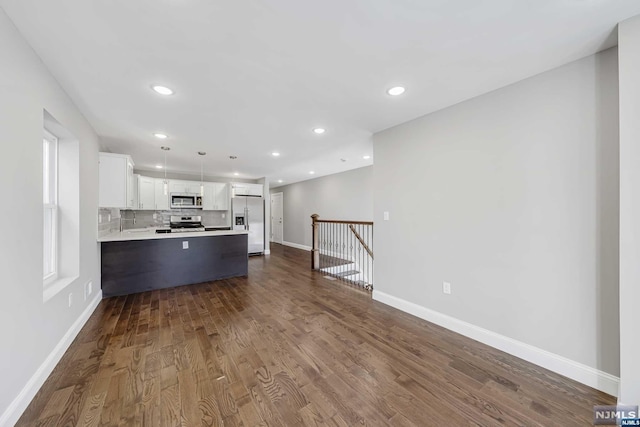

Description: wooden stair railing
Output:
[311,214,374,290]
[349,224,374,260]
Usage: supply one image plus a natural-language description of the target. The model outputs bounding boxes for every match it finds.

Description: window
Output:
[43,130,58,282]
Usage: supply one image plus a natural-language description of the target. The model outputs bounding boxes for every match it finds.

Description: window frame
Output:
[43,129,58,283]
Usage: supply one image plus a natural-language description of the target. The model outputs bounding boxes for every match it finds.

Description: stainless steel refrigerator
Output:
[232,195,264,254]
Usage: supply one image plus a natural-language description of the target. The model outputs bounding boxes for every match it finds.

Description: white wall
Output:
[373,49,620,389]
[270,166,373,248]
[0,9,102,425]
[618,15,640,405]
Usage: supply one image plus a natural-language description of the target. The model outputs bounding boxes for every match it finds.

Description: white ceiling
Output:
[2,0,639,187]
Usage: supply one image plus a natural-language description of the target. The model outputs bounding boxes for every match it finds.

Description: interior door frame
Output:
[271,192,284,244]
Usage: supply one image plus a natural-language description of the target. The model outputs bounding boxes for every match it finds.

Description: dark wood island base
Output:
[101,233,248,297]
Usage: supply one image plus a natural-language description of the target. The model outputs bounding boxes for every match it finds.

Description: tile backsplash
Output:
[119,209,230,230]
[98,208,121,237]
[98,208,230,235]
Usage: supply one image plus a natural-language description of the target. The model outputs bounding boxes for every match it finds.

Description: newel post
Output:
[311,214,320,270]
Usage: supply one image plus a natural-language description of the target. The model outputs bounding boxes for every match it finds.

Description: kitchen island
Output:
[98,229,248,297]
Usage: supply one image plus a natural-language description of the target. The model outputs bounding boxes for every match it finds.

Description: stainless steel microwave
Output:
[170,193,202,209]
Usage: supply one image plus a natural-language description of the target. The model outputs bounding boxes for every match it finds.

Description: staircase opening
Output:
[310,214,374,291]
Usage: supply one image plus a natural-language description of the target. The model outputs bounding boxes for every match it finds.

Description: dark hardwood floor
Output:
[18,243,614,426]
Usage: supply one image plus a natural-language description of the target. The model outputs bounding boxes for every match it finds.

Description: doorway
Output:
[271,192,283,244]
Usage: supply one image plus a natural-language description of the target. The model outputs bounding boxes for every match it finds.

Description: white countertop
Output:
[98,228,248,242]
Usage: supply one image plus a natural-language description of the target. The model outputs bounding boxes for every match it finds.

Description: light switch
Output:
[182,241,189,249]
[383,211,390,221]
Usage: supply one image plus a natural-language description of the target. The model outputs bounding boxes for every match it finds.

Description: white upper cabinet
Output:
[99,153,135,209]
[232,183,263,197]
[232,183,248,196]
[248,184,263,197]
[101,165,230,211]
[214,183,229,210]
[126,161,134,208]
[137,175,155,210]
[169,180,201,194]
[186,182,202,194]
[169,181,188,194]
[202,183,215,210]
[154,179,170,210]
[202,182,229,210]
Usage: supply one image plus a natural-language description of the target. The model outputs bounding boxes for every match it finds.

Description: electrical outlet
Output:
[222,213,226,219]
[383,211,390,221]
[107,214,111,222]
[182,241,189,249]
[84,281,93,301]
[443,281,451,295]
[68,293,73,307]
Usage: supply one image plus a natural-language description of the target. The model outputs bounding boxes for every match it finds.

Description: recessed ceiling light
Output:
[309,171,315,175]
[387,86,405,96]
[313,128,326,135]
[277,179,283,183]
[154,133,168,139]
[233,172,239,176]
[152,85,174,95]
[271,152,280,157]
[155,165,163,169]
[363,155,371,160]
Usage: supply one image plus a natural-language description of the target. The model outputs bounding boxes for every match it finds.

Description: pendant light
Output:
[198,151,206,196]
[161,146,170,195]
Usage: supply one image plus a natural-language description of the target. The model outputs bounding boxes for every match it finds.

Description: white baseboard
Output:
[372,290,619,397]
[264,249,271,255]
[0,290,103,427]
[282,241,312,251]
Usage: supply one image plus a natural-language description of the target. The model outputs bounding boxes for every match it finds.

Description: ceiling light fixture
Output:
[271,152,280,157]
[161,146,170,195]
[154,133,168,139]
[152,85,174,95]
[198,151,206,196]
[278,180,283,183]
[313,128,326,135]
[363,155,371,160]
[155,165,163,169]
[234,172,239,176]
[309,171,315,175]
[387,86,405,96]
